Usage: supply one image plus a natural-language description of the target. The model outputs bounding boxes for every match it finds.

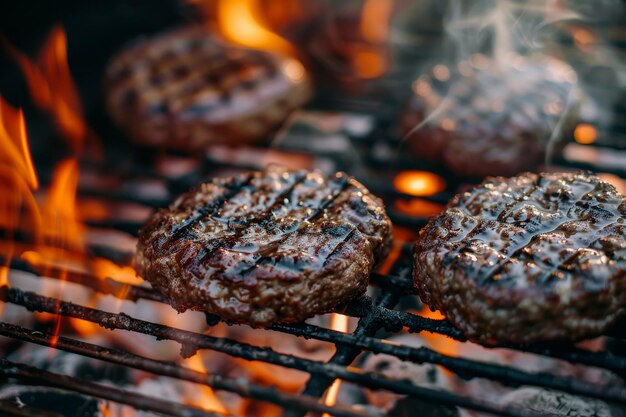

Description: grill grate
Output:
[2,183,626,417]
[1,120,626,416]
[1,130,626,416]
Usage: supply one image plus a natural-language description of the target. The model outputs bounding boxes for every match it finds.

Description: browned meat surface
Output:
[136,166,392,326]
[414,171,626,344]
[400,56,582,178]
[105,26,310,150]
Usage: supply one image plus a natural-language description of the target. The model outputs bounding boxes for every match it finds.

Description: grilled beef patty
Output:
[413,172,626,344]
[400,56,581,178]
[136,166,392,326]
[105,26,310,150]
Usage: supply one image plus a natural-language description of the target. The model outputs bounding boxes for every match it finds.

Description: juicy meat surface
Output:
[400,56,582,178]
[136,166,393,326]
[105,26,310,150]
[413,171,626,344]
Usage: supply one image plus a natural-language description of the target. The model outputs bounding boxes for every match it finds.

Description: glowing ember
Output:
[353,51,387,79]
[574,123,598,144]
[355,0,393,79]
[281,58,307,83]
[440,118,457,131]
[4,25,91,153]
[216,0,293,55]
[432,64,451,81]
[322,313,350,416]
[412,77,432,96]
[572,27,597,52]
[394,199,443,217]
[183,353,228,415]
[393,171,446,197]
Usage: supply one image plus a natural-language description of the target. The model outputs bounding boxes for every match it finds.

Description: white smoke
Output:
[401,0,625,163]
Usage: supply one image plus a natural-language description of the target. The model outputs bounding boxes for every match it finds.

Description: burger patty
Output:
[105,26,310,150]
[413,172,626,344]
[135,166,393,326]
[400,56,582,178]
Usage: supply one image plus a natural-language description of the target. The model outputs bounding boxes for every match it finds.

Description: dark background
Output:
[0,0,186,167]
[1,0,626,171]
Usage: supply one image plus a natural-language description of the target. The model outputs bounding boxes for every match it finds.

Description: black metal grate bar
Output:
[1,118,624,417]
[0,358,221,417]
[8,256,626,377]
[276,322,626,405]
[0,286,549,417]
[0,322,374,417]
[6,259,626,406]
[294,289,402,417]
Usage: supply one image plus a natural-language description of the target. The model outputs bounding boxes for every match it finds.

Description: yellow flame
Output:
[183,353,228,415]
[322,314,350,417]
[217,0,293,55]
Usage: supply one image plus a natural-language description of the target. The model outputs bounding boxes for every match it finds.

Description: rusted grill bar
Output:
[0,358,221,417]
[6,256,626,376]
[0,323,372,417]
[0,285,561,417]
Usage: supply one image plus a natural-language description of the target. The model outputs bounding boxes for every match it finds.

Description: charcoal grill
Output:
[1,124,626,417]
[1,1,626,417]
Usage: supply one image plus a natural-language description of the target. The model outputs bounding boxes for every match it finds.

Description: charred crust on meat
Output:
[136,166,393,326]
[413,171,626,344]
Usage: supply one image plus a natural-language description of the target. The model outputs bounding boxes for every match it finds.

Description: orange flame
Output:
[40,159,84,250]
[91,258,143,286]
[183,353,228,415]
[322,314,349,417]
[69,316,102,339]
[216,0,293,55]
[417,306,461,361]
[3,25,90,153]
[393,171,446,197]
[352,0,393,79]
[100,403,111,417]
[0,98,39,190]
[0,26,107,350]
[0,97,41,288]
